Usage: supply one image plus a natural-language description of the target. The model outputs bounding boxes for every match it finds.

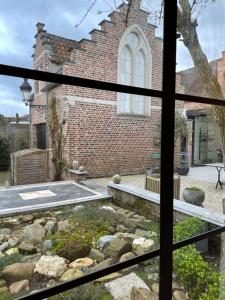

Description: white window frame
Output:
[117,24,152,116]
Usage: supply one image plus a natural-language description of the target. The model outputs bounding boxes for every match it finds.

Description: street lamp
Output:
[19,78,32,106]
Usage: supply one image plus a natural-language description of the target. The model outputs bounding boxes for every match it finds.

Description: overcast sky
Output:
[0,0,225,116]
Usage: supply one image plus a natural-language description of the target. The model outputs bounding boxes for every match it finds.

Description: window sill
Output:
[117,113,150,120]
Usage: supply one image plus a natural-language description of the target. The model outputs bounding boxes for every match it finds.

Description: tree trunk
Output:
[177,0,225,165]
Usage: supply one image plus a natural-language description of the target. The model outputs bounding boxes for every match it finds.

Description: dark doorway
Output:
[36,123,46,149]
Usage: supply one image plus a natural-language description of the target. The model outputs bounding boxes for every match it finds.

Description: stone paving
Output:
[90,166,225,214]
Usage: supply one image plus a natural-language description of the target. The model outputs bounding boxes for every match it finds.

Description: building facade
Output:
[31,0,166,177]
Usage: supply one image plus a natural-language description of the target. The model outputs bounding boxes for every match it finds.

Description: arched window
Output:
[118,26,152,115]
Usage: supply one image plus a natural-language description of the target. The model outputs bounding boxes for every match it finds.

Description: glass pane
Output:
[0,0,163,90]
[176,0,225,100]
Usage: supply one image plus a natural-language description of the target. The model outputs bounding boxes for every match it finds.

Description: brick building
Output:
[178,52,225,165]
[31,0,166,178]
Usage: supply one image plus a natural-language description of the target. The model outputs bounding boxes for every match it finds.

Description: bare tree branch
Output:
[75,0,98,28]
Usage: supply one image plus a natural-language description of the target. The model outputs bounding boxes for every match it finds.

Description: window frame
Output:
[1,1,225,299]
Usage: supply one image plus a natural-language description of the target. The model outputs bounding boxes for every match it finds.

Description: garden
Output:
[0,198,223,300]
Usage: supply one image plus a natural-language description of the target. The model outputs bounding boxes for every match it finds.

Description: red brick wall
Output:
[32,0,164,177]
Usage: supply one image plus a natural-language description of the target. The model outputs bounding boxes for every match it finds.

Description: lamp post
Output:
[20,78,46,148]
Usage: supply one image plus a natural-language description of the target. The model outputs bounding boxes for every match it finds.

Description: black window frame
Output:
[1,1,225,299]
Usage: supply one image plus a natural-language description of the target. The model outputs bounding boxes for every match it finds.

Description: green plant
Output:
[0,253,23,270]
[0,137,10,171]
[185,187,203,192]
[0,292,11,300]
[135,271,149,285]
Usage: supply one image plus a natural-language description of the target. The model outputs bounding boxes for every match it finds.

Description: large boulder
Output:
[2,263,35,282]
[132,238,154,255]
[103,239,132,258]
[9,279,29,295]
[22,224,46,242]
[35,255,68,278]
[105,272,150,300]
[60,269,84,282]
[57,241,90,262]
[97,235,118,251]
[69,257,94,269]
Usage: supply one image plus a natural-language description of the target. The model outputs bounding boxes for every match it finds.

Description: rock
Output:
[60,269,84,282]
[136,220,152,230]
[1,219,20,227]
[35,255,68,278]
[69,257,94,269]
[8,238,20,248]
[132,238,154,256]
[42,240,53,253]
[22,224,46,242]
[21,253,41,264]
[9,279,29,295]
[5,248,19,255]
[44,221,57,234]
[0,242,9,252]
[173,290,188,300]
[57,241,90,262]
[0,287,8,293]
[103,239,132,258]
[72,205,85,212]
[92,258,116,272]
[131,287,159,300]
[0,251,4,258]
[116,224,128,233]
[0,234,6,244]
[115,232,140,242]
[19,215,34,223]
[2,263,35,282]
[18,241,37,255]
[97,235,117,250]
[0,228,11,235]
[119,252,136,262]
[112,174,121,184]
[135,229,156,239]
[96,272,121,282]
[105,272,150,300]
[79,166,85,172]
[47,279,57,288]
[100,206,116,213]
[148,273,159,284]
[57,220,71,232]
[0,279,7,288]
[151,283,159,295]
[89,248,105,263]
[33,218,47,226]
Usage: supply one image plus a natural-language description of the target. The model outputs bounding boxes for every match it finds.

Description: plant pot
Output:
[182,188,205,206]
[177,167,189,176]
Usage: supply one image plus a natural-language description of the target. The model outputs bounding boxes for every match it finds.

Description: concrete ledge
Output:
[107,182,225,227]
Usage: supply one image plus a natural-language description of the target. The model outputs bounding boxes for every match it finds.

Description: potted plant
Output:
[182,187,205,206]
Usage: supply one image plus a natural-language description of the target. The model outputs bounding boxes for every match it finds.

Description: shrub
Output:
[0,253,23,270]
[0,137,10,171]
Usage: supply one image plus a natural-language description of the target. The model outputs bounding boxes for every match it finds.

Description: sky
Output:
[0,0,225,116]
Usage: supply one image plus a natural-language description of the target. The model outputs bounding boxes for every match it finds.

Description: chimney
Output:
[36,22,45,33]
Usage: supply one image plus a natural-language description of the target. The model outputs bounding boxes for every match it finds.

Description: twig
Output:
[75,0,98,28]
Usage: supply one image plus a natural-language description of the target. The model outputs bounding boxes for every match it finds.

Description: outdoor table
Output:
[205,163,224,189]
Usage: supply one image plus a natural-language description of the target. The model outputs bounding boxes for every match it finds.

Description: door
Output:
[36,123,46,149]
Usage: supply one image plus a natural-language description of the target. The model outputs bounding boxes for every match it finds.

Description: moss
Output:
[135,271,149,285]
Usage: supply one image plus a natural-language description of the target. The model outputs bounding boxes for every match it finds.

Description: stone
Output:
[69,257,94,269]
[5,248,19,255]
[89,248,105,263]
[112,174,121,184]
[96,272,121,282]
[119,252,136,262]
[0,251,4,258]
[57,220,71,232]
[96,235,117,250]
[92,258,116,272]
[35,255,68,278]
[131,287,159,300]
[21,253,41,264]
[135,229,156,239]
[136,220,152,230]
[19,214,34,223]
[0,228,11,235]
[100,206,116,213]
[132,238,154,256]
[0,287,8,293]
[115,232,140,242]
[105,272,150,300]
[116,224,128,232]
[148,273,159,284]
[72,205,85,212]
[0,234,6,244]
[8,238,20,248]
[0,279,7,288]
[60,269,84,282]
[45,221,57,234]
[47,279,57,288]
[33,218,47,226]
[173,290,188,300]
[0,242,9,252]
[9,279,29,295]
[18,241,37,255]
[103,239,132,258]
[1,219,20,227]
[79,166,85,172]
[22,224,46,242]
[2,263,35,282]
[42,240,53,253]
[57,241,90,262]
[151,283,159,295]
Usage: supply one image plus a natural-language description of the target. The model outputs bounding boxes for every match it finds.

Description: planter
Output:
[182,187,205,206]
[177,166,189,176]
